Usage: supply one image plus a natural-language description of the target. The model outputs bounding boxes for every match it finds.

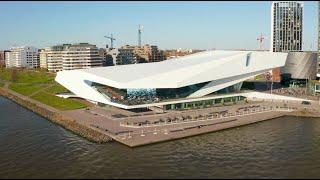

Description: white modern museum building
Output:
[55,50,289,110]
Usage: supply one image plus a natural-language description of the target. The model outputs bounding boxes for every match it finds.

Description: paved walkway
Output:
[63,98,317,147]
[28,83,55,97]
[2,78,320,147]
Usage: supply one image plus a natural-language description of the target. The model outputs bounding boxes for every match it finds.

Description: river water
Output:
[1,96,320,178]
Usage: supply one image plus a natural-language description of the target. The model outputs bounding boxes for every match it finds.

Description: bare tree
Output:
[11,69,18,82]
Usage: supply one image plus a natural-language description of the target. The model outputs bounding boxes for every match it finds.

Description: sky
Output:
[0,1,318,50]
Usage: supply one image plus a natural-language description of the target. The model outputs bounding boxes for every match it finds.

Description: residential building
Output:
[0,51,5,65]
[116,45,138,65]
[39,49,47,69]
[4,51,11,66]
[40,43,103,72]
[62,43,103,71]
[39,44,71,72]
[271,1,303,52]
[142,44,166,62]
[56,50,289,110]
[270,1,304,82]
[116,44,166,65]
[106,48,119,66]
[98,48,107,66]
[5,46,39,68]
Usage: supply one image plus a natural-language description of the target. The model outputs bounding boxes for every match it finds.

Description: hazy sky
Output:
[0,1,317,50]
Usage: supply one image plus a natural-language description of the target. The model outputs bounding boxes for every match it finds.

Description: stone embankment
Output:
[0,88,113,143]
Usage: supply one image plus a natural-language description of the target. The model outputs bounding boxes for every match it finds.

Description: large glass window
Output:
[246,53,251,67]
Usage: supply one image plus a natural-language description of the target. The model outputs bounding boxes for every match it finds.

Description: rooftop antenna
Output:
[257,33,266,51]
[138,24,143,47]
[104,34,116,49]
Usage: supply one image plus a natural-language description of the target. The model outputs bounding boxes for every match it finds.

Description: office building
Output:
[56,50,289,110]
[5,46,39,68]
[271,1,303,52]
[40,43,104,72]
[39,44,71,72]
[62,43,103,71]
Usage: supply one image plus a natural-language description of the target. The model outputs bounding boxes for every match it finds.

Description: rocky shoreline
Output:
[0,87,113,143]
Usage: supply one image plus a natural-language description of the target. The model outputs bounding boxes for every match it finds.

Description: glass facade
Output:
[246,53,251,67]
[91,81,243,106]
[163,96,246,110]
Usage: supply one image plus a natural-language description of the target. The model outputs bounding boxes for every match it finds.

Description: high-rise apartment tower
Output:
[271,1,303,52]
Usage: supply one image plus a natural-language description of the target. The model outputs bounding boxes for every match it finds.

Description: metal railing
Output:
[119,106,295,129]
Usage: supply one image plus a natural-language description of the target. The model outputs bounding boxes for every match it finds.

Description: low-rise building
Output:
[55,50,289,110]
[5,46,39,68]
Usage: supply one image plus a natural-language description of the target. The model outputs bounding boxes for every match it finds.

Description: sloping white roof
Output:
[58,50,287,89]
[55,50,289,108]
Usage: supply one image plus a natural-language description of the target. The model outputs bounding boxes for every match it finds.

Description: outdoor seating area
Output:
[272,87,307,97]
[119,103,294,128]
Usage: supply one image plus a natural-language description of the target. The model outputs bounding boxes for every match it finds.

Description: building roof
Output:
[57,50,288,89]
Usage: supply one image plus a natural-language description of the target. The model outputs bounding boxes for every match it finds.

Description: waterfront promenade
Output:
[1,76,320,147]
[62,95,319,147]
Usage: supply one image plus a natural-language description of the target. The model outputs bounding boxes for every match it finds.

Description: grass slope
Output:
[1,67,87,110]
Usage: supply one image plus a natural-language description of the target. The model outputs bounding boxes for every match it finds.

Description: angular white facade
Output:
[56,50,288,109]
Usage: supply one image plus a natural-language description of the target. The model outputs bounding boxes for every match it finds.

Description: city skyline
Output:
[0,1,317,50]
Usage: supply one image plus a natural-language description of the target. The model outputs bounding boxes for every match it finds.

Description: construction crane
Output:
[257,33,266,51]
[104,34,116,49]
[138,24,143,47]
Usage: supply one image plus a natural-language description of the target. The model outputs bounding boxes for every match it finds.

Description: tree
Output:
[11,69,18,82]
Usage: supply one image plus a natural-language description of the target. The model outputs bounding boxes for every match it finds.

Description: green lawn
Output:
[0,68,54,83]
[1,67,87,111]
[0,82,3,87]
[47,84,70,94]
[31,92,87,111]
[9,83,47,96]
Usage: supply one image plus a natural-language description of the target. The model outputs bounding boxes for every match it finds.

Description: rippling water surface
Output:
[1,96,320,178]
